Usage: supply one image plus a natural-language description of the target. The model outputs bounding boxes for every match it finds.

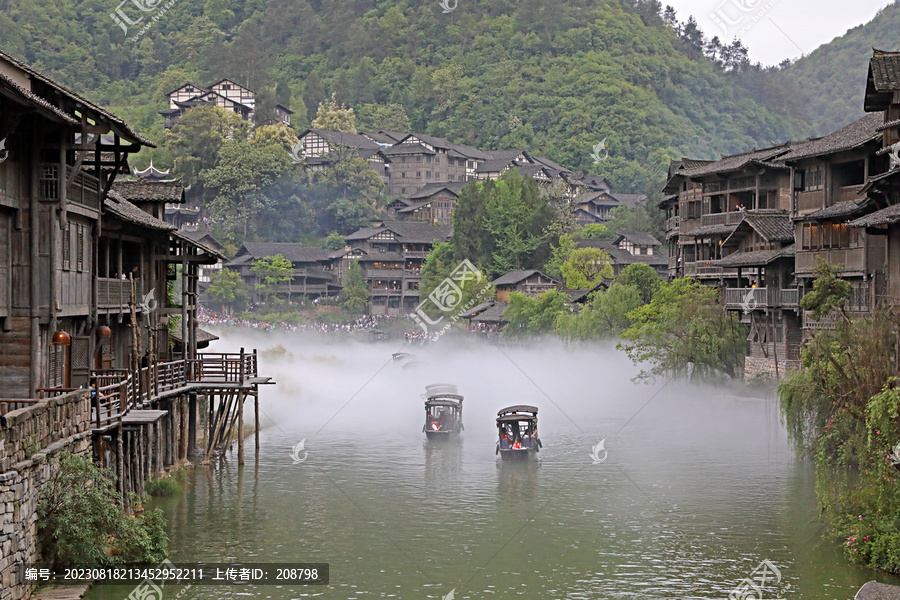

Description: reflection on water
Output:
[82,334,900,600]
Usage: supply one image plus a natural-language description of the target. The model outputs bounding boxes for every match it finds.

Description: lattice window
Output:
[40,164,59,201]
[48,345,64,388]
[62,225,71,270]
[76,224,85,272]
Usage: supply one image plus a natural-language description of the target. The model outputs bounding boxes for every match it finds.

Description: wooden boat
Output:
[423,385,463,440]
[496,405,541,460]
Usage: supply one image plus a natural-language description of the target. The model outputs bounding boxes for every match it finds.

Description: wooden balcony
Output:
[724,288,800,309]
[797,190,826,214]
[666,216,680,231]
[837,184,864,203]
[97,277,136,310]
[700,211,744,227]
[368,269,405,277]
[795,248,865,273]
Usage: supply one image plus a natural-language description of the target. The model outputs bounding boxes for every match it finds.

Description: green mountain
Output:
[774,0,900,135]
[0,0,819,194]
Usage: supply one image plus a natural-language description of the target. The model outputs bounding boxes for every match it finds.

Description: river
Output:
[85,330,900,600]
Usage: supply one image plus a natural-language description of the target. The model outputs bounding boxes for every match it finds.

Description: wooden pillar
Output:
[29,126,41,397]
[238,393,244,465]
[181,254,188,360]
[254,390,260,453]
[188,391,197,456]
[116,420,125,509]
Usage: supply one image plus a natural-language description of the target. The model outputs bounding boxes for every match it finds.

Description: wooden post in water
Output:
[254,390,260,453]
[116,420,125,510]
[238,392,244,465]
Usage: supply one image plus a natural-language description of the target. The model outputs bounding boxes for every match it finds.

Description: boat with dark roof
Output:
[423,384,464,440]
[496,405,541,460]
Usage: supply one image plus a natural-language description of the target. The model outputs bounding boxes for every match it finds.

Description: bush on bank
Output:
[38,452,168,567]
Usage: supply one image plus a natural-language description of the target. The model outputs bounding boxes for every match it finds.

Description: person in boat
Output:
[512,438,522,450]
[500,433,510,449]
[522,432,530,448]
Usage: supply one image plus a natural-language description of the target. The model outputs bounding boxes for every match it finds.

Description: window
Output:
[426,171,432,178]
[803,168,824,191]
[416,156,422,163]
[76,224,85,272]
[801,222,854,250]
[62,226,71,270]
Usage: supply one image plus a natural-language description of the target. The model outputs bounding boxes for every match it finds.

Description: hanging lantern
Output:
[96,325,112,339]
[51,331,71,346]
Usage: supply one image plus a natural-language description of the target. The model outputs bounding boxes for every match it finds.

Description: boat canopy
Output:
[497,405,538,416]
[497,413,537,423]
[425,398,463,408]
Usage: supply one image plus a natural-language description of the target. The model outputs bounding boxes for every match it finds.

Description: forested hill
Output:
[774,0,900,136]
[1,0,822,193]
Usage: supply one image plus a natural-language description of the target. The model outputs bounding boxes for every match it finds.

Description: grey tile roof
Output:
[869,50,900,92]
[492,269,545,286]
[345,221,452,243]
[678,145,790,178]
[405,181,467,200]
[717,245,794,267]
[800,198,871,220]
[356,251,406,262]
[779,113,882,162]
[104,191,176,231]
[381,143,436,156]
[404,133,491,160]
[111,180,185,203]
[234,243,340,263]
[682,224,739,237]
[740,212,794,242]
[302,129,382,151]
[176,230,225,254]
[0,49,153,147]
[470,302,509,323]
[610,193,648,208]
[848,203,900,227]
[616,232,662,246]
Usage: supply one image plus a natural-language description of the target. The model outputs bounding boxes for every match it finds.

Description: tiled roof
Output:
[104,191,176,231]
[234,243,340,263]
[682,224,739,237]
[171,327,219,344]
[356,251,406,262]
[740,212,794,242]
[405,181,467,200]
[0,72,79,126]
[111,180,184,203]
[381,143,436,156]
[178,230,225,251]
[678,145,790,178]
[848,203,900,227]
[799,198,871,220]
[572,239,662,267]
[492,269,546,286]
[717,245,794,267]
[470,302,509,323]
[345,221,452,243]
[461,300,496,317]
[405,133,491,160]
[778,113,882,161]
[610,193,647,208]
[0,49,153,147]
[869,50,900,92]
[616,232,662,246]
[531,156,570,173]
[173,230,225,260]
[303,129,381,151]
[477,158,518,173]
[575,191,620,206]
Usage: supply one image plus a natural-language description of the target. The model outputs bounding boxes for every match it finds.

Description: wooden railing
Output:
[0,399,41,415]
[700,211,744,227]
[724,287,802,309]
[781,288,800,306]
[666,216,680,231]
[187,351,257,383]
[795,248,865,273]
[98,277,136,309]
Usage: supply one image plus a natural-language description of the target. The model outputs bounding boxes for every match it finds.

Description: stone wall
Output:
[0,391,93,600]
[744,356,801,379]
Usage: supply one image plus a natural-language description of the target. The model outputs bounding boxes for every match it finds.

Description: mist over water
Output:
[86,328,900,599]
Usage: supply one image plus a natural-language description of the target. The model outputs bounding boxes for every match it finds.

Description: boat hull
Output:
[426,430,460,441]
[498,448,537,461]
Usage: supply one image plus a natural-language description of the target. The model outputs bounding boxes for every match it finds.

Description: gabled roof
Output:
[865,49,900,111]
[615,232,661,246]
[610,193,648,208]
[133,161,172,181]
[576,175,612,191]
[396,133,491,160]
[111,180,185,204]
[492,269,556,286]
[470,302,509,323]
[799,198,871,220]
[779,113,882,162]
[178,230,225,252]
[104,191,175,231]
[381,142,436,156]
[575,191,620,206]
[207,78,254,93]
[165,82,208,96]
[299,129,381,151]
[848,202,900,227]
[574,238,666,266]
[677,145,791,178]
[717,245,795,267]
[173,230,226,261]
[405,181,467,200]
[0,49,152,147]
[233,243,341,263]
[740,212,794,242]
[345,221,452,243]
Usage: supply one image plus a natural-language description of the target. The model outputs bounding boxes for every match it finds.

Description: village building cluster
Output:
[658,49,900,378]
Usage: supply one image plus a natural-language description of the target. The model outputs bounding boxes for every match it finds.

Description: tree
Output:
[206,269,250,314]
[451,172,558,278]
[355,103,412,132]
[303,71,326,122]
[503,289,569,337]
[580,223,610,239]
[544,233,576,281]
[561,247,614,289]
[556,283,642,341]
[323,232,346,250]
[341,260,370,313]
[620,278,747,381]
[311,96,357,133]
[419,242,494,321]
[615,262,661,304]
[799,259,852,322]
[251,254,294,305]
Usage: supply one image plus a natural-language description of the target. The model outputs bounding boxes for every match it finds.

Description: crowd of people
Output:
[198,308,401,335]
